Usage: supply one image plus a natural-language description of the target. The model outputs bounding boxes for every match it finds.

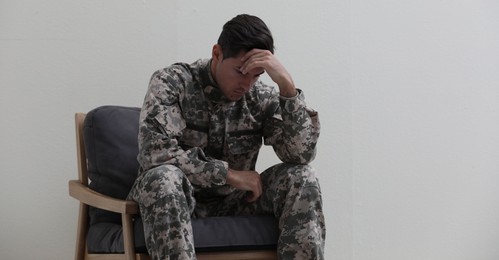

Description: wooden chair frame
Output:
[68,112,277,260]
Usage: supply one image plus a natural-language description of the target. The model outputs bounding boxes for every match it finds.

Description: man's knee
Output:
[270,163,320,188]
[133,165,193,207]
[264,163,323,221]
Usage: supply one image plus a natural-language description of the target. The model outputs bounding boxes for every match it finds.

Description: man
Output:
[128,14,325,259]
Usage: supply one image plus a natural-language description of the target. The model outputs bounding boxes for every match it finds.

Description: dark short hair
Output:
[217,14,275,59]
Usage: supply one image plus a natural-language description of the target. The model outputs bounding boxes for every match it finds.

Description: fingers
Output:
[241,49,271,62]
[246,172,263,202]
[246,191,260,203]
[240,49,273,75]
[227,169,263,202]
[246,180,263,202]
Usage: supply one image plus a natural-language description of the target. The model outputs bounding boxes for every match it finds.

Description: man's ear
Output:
[212,44,223,62]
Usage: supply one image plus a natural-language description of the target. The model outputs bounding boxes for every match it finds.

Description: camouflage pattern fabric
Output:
[128,59,324,259]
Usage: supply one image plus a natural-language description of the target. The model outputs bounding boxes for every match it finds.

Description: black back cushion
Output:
[84,106,141,224]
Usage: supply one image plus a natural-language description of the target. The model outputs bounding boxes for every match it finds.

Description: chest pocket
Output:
[227,134,262,155]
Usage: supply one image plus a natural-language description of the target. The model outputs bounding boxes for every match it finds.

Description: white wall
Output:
[1,0,498,259]
[350,1,499,259]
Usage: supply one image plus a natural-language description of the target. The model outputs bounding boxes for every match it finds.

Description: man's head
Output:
[217,14,274,59]
[211,14,274,101]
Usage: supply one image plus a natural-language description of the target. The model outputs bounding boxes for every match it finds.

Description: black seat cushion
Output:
[83,105,278,253]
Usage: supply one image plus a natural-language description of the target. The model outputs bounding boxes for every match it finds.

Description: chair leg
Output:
[122,213,136,260]
[74,203,89,260]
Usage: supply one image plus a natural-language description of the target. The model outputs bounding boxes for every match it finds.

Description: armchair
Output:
[68,105,278,260]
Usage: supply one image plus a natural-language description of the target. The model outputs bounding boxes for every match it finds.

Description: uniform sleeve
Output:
[263,89,320,164]
[137,68,228,187]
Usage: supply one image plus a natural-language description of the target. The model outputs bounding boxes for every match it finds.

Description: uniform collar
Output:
[201,59,231,104]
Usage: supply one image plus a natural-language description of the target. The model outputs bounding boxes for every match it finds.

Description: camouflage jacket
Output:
[137,58,320,196]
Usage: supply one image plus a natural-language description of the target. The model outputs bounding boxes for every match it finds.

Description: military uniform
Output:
[128,58,325,259]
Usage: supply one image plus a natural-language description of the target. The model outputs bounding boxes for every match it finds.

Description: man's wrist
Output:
[277,77,297,97]
[226,168,235,186]
[279,86,298,98]
[279,88,298,98]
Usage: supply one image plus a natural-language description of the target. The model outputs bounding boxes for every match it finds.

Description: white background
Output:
[1,0,499,259]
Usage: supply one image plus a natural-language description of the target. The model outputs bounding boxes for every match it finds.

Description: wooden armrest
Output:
[68,180,138,215]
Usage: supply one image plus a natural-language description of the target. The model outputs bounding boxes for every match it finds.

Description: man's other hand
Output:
[226,169,263,202]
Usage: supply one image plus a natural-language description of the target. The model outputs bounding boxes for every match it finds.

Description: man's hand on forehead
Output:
[240,49,297,97]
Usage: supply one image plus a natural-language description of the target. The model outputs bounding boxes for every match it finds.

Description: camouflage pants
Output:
[128,163,325,260]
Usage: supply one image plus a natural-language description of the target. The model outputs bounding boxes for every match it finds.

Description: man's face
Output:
[211,46,265,101]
